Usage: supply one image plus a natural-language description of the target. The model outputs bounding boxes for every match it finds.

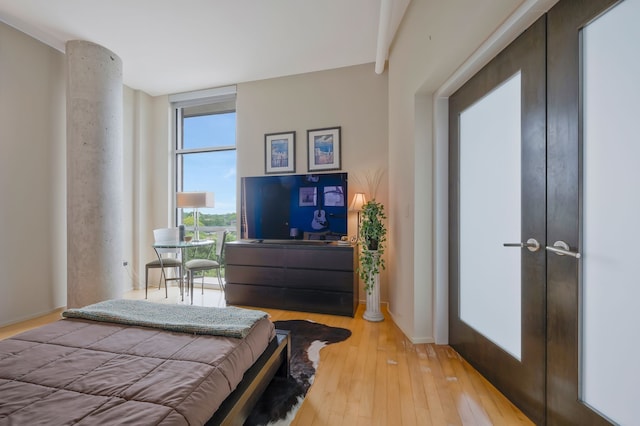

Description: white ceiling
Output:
[0,0,409,96]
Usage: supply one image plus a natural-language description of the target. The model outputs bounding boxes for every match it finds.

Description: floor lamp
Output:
[176,192,215,241]
[349,192,367,241]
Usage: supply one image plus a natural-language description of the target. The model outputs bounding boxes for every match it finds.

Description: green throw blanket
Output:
[63,299,268,338]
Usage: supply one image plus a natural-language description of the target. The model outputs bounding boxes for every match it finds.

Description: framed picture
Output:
[299,187,317,207]
[323,185,345,207]
[265,131,296,174]
[307,126,341,171]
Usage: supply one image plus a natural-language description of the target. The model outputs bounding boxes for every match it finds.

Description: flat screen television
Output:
[241,172,348,240]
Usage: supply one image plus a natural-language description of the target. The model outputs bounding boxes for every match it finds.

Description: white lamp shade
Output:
[176,192,215,208]
[349,192,367,212]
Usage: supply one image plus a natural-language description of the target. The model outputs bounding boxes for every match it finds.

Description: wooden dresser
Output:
[224,240,358,316]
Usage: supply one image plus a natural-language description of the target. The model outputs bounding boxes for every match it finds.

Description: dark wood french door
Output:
[449,16,547,426]
[546,0,620,424]
[450,0,629,424]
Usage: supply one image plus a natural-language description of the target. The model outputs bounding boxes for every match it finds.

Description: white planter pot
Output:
[363,268,384,322]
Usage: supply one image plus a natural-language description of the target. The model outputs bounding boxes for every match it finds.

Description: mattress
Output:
[0,313,275,425]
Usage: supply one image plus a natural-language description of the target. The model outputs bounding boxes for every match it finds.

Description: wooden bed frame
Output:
[206,330,290,425]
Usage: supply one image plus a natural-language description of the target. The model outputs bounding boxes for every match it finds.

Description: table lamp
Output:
[176,192,215,241]
[349,192,367,240]
[290,227,300,240]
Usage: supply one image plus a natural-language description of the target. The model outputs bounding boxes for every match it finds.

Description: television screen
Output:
[241,172,348,240]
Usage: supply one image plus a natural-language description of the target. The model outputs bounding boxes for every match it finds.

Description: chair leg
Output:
[164,267,171,299]
[190,271,195,305]
[216,268,224,292]
[145,266,149,299]
[176,266,182,300]
[180,272,184,302]
[158,269,163,289]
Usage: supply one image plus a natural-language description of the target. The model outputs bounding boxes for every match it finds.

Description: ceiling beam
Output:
[375,0,393,74]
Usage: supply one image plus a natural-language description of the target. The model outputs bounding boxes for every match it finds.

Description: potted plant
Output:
[358,199,386,322]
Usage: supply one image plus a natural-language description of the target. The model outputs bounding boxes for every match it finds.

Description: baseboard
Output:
[0,306,65,329]
[386,306,435,345]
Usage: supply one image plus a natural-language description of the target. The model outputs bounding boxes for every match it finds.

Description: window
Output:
[172,86,237,241]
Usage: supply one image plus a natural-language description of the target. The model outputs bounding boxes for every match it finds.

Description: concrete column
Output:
[66,40,123,308]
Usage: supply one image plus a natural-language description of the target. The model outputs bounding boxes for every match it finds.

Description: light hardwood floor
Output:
[1,287,533,425]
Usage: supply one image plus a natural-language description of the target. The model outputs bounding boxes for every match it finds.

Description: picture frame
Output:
[299,187,317,207]
[307,126,341,171]
[323,185,345,207]
[265,131,296,174]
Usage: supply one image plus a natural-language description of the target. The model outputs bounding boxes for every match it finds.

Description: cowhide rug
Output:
[244,320,352,426]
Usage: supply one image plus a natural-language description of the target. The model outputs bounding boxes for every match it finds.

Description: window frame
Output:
[170,86,237,230]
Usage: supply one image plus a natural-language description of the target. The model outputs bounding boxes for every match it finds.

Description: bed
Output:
[0,300,289,425]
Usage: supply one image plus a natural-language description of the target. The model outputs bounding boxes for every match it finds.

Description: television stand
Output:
[224,240,358,316]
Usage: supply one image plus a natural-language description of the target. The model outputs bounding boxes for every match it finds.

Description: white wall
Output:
[123,87,136,288]
[0,1,546,342]
[142,64,390,300]
[141,64,389,301]
[0,22,66,326]
[0,22,167,325]
[236,63,389,301]
[124,88,171,290]
[387,0,525,342]
[0,19,389,325]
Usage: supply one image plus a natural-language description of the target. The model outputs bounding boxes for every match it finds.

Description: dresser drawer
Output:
[284,247,353,271]
[226,245,284,267]
[223,241,357,316]
[285,269,353,292]
[225,265,284,286]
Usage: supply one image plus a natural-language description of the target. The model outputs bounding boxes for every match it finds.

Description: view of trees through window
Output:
[175,100,237,280]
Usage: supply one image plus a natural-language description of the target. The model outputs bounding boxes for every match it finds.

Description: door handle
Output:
[503,238,540,252]
[545,240,581,259]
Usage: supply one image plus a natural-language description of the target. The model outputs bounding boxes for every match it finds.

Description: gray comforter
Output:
[0,310,275,425]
